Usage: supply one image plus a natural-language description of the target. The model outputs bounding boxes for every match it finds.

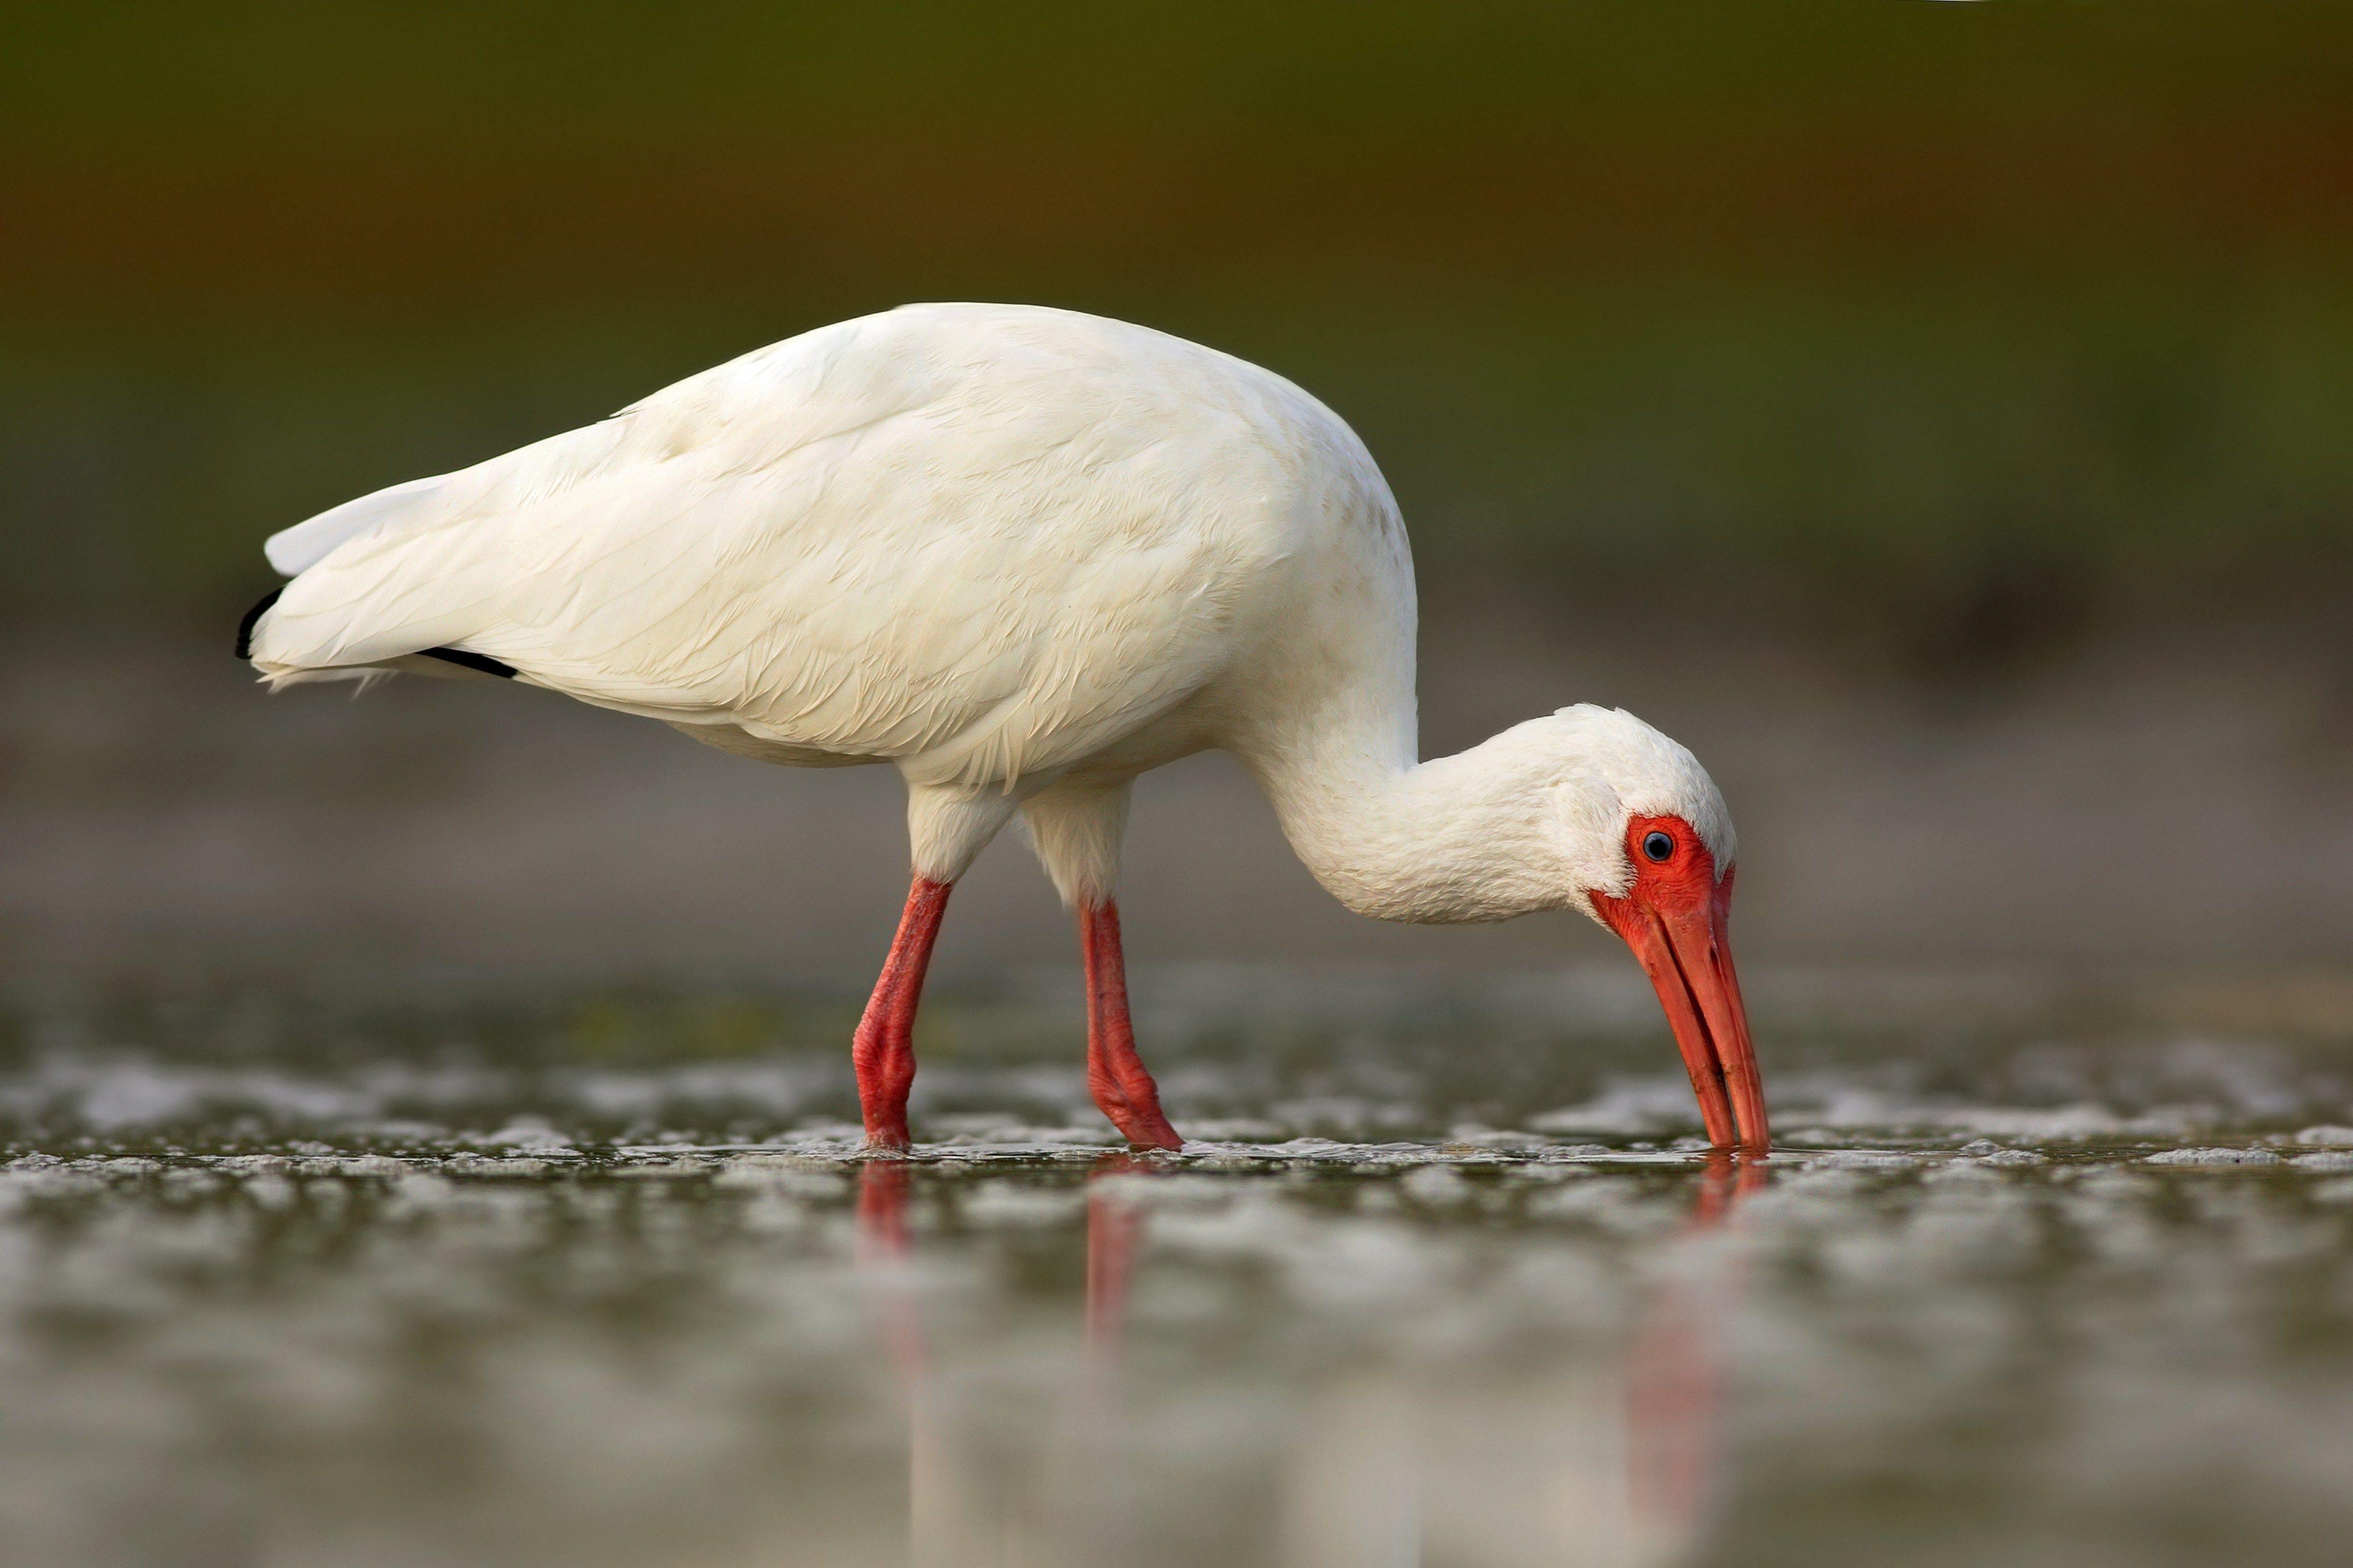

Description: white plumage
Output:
[246,303,1767,1152]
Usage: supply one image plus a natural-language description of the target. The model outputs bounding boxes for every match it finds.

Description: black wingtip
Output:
[234,587,283,660]
[419,647,518,679]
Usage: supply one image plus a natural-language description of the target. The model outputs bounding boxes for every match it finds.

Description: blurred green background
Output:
[8,3,2353,992]
[8,2,2351,681]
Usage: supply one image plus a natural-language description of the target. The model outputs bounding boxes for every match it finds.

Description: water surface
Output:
[2,991,2349,1566]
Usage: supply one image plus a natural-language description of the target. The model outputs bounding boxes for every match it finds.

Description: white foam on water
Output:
[1805,1151,1923,1170]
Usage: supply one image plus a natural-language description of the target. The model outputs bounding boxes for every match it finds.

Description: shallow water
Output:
[3,991,2351,1566]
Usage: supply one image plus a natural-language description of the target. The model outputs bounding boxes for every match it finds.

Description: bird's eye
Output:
[1641,830,1675,863]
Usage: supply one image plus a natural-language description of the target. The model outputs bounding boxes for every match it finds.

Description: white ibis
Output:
[239,303,1768,1153]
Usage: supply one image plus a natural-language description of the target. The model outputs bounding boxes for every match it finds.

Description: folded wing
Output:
[245,307,1281,784]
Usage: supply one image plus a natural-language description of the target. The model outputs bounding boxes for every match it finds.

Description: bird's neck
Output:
[1242,702,1570,925]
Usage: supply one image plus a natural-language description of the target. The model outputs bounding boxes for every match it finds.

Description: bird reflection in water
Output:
[854,1154,1156,1566]
[853,1155,1763,1567]
[1620,1156,1766,1557]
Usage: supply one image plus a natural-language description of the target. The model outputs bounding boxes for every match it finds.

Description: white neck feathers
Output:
[1240,703,1732,927]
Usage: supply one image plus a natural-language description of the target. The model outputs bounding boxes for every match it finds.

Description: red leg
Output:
[1080,902,1182,1151]
[853,877,952,1152]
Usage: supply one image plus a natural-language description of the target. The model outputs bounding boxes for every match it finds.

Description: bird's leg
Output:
[1079,901,1182,1151]
[854,877,954,1153]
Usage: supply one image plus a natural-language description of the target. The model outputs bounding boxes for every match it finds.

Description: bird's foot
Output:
[1107,1104,1184,1153]
[1088,1072,1180,1151]
[1127,1120,1184,1153]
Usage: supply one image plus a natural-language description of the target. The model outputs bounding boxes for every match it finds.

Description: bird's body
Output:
[253,304,1411,903]
[246,303,1769,1153]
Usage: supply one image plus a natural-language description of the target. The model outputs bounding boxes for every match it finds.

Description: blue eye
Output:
[1642,831,1675,863]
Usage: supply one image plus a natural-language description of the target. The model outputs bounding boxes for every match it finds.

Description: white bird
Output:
[239,303,1769,1152]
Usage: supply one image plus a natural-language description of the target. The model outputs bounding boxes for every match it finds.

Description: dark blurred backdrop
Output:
[5,3,2352,1004]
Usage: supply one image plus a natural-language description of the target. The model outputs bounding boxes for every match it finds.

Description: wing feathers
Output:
[245,304,1317,781]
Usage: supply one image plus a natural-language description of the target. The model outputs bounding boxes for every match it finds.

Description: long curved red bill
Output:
[1619,897,1769,1151]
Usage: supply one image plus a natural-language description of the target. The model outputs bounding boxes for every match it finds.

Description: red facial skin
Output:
[1588,815,1770,1152]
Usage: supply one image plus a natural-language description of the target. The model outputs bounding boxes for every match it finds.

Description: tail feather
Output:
[242,414,640,685]
[236,582,513,681]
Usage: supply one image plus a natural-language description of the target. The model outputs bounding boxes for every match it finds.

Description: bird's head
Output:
[1523,705,1768,1151]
